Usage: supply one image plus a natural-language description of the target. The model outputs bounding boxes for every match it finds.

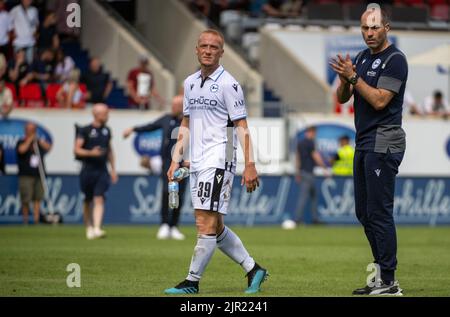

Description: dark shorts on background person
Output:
[79,168,110,201]
[19,176,44,204]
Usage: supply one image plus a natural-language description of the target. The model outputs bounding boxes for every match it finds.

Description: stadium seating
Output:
[19,84,44,108]
[46,83,61,108]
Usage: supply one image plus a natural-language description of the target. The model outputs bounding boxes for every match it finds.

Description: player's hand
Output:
[123,127,134,139]
[90,146,105,157]
[241,163,259,193]
[110,170,119,184]
[167,161,180,182]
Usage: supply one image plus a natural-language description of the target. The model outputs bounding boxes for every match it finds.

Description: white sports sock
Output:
[186,234,217,282]
[217,226,255,273]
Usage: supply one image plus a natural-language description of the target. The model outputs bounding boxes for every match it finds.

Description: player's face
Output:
[361,11,389,51]
[196,33,224,68]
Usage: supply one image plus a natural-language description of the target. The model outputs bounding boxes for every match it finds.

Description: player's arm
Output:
[108,142,118,183]
[353,81,395,111]
[167,116,189,181]
[123,117,164,138]
[234,118,259,193]
[312,150,327,168]
[74,137,103,158]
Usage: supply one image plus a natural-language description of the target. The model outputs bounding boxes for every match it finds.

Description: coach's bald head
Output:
[92,103,109,125]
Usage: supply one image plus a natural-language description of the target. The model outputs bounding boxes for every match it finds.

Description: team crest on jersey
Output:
[232,83,238,92]
[372,59,381,69]
[210,83,219,93]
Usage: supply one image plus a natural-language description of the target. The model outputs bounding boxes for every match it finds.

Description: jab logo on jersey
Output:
[372,59,381,69]
[210,83,219,93]
[234,100,245,108]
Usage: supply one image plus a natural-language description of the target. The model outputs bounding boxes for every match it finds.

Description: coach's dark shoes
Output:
[369,280,403,296]
[164,279,199,295]
[245,263,269,294]
[353,279,403,296]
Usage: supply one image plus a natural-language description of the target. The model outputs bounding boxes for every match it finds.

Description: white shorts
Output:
[190,168,234,214]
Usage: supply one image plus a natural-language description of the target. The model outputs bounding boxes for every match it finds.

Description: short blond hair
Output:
[199,29,225,48]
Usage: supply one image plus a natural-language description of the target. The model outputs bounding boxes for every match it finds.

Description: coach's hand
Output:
[167,161,180,181]
[242,163,259,193]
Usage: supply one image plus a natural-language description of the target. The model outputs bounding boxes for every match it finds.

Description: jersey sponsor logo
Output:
[189,97,218,107]
[367,70,377,77]
[372,59,381,69]
[89,129,98,138]
[0,118,53,165]
[232,83,238,92]
[210,83,219,93]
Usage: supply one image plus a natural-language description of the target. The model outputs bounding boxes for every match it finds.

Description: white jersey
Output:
[183,65,247,173]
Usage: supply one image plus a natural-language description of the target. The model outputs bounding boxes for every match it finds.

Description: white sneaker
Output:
[170,227,185,240]
[93,228,107,239]
[86,227,95,240]
[157,224,170,240]
[281,219,297,230]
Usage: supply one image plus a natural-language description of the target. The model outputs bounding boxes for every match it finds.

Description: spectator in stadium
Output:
[402,90,421,116]
[123,95,187,240]
[10,0,40,65]
[54,48,75,83]
[0,78,13,118]
[0,0,13,60]
[16,122,52,224]
[32,47,55,84]
[81,57,113,104]
[74,103,118,240]
[7,48,33,92]
[330,135,354,176]
[56,68,84,108]
[422,90,449,118]
[36,11,59,53]
[0,52,6,80]
[126,55,164,110]
[0,141,5,175]
[292,126,327,225]
[330,4,407,296]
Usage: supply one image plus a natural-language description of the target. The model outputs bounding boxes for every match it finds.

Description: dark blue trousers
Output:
[353,150,404,283]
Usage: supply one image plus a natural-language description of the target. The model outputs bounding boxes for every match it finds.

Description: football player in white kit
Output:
[164,29,268,295]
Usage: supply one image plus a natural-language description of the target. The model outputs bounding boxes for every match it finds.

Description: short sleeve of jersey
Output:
[183,79,190,117]
[76,125,87,140]
[223,81,247,121]
[377,54,408,94]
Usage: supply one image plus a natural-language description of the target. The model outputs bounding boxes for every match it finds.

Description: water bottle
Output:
[173,167,190,180]
[168,181,179,209]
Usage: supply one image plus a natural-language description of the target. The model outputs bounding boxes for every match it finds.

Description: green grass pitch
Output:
[1,225,449,296]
